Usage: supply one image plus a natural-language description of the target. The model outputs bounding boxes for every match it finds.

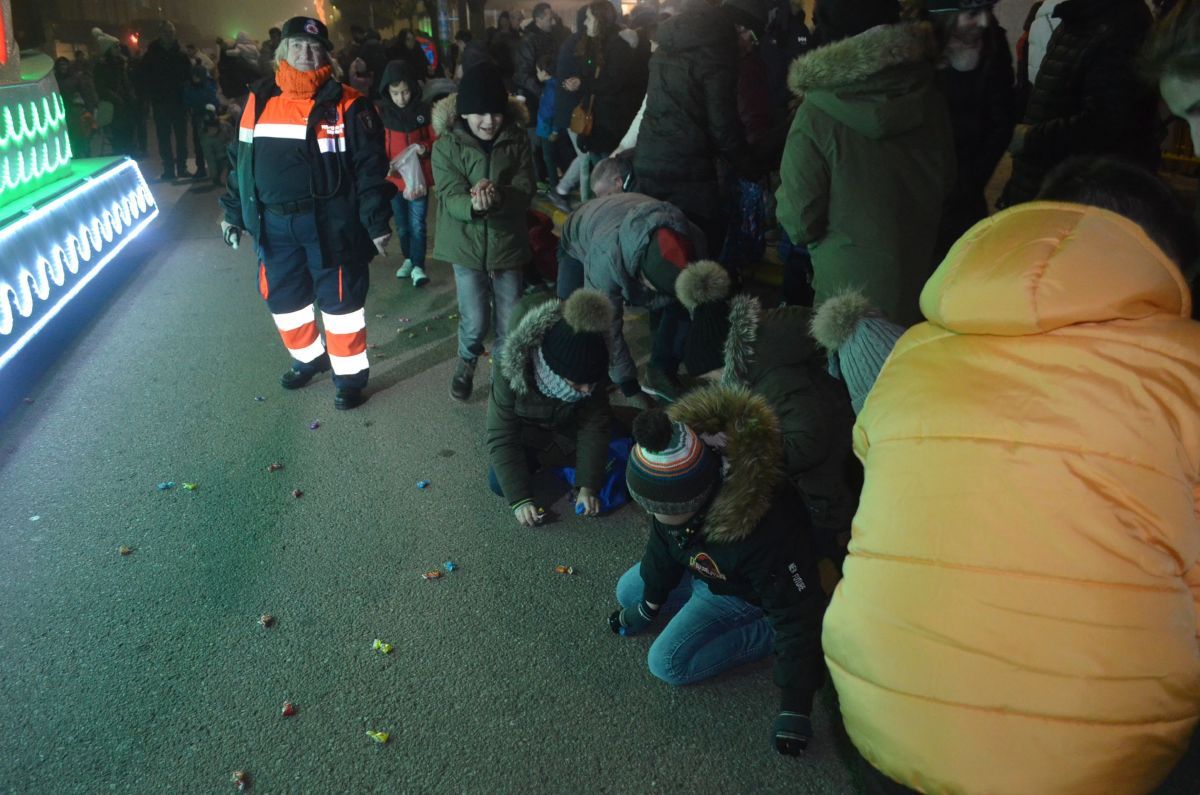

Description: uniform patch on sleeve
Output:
[688,552,726,581]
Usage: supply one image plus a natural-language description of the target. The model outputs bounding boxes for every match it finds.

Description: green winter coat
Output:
[777,22,955,326]
[486,293,613,509]
[430,94,536,271]
[720,295,860,532]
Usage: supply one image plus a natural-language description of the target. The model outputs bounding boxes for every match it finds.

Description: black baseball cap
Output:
[281,16,333,51]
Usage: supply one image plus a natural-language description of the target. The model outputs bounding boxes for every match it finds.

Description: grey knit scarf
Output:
[533,347,590,403]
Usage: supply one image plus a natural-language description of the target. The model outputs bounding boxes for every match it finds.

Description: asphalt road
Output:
[2,169,1199,795]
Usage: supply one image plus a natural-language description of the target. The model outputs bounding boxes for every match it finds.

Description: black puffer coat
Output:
[999,0,1158,207]
[633,1,747,220]
[931,22,1016,265]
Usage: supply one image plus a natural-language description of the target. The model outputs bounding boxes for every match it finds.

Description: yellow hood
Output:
[920,201,1192,335]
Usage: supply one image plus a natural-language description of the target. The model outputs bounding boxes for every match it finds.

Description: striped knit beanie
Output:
[626,409,721,515]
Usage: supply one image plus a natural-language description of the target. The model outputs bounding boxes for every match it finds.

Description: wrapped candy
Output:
[258,614,275,628]
[231,770,249,790]
[372,638,394,654]
[365,730,390,743]
[281,701,296,717]
[118,545,134,556]
[554,565,576,575]
[421,570,442,581]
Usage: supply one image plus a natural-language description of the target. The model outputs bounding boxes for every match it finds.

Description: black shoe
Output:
[176,170,195,180]
[280,356,331,390]
[193,169,208,179]
[641,366,683,402]
[450,358,476,402]
[159,170,176,181]
[334,387,365,410]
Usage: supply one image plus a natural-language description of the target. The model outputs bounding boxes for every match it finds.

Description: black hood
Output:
[656,3,737,59]
[378,59,430,132]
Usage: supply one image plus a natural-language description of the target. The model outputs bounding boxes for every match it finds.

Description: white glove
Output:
[373,233,391,255]
[221,220,241,250]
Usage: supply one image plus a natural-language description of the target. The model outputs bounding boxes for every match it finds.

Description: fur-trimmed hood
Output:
[787,22,937,139]
[501,297,561,397]
[500,293,612,398]
[431,92,530,137]
[668,384,784,544]
[720,295,821,390]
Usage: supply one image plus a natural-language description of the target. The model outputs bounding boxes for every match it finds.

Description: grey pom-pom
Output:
[562,288,613,334]
[810,289,878,352]
[633,409,674,452]
[675,260,731,312]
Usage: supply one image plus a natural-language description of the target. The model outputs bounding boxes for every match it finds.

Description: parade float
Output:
[0,0,157,371]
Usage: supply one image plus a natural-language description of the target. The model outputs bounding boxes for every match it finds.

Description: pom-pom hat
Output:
[626,409,721,515]
[810,288,906,414]
[542,290,612,384]
[675,260,734,376]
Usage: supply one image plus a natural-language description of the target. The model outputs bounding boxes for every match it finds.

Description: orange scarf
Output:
[276,60,333,99]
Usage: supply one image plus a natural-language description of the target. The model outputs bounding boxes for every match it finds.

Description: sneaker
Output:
[641,366,682,402]
[450,358,476,402]
[334,387,366,410]
[547,190,572,213]
[396,259,414,279]
[280,355,331,390]
[411,266,429,288]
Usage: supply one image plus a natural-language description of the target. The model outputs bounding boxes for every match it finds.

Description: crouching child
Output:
[487,289,617,527]
[609,386,826,756]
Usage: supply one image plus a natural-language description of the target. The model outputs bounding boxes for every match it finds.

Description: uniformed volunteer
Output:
[220,16,395,410]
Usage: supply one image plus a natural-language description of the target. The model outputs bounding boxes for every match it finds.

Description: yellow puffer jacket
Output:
[824,202,1200,795]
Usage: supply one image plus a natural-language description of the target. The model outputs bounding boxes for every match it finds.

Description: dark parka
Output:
[633,1,749,220]
[138,38,191,103]
[999,0,1159,207]
[554,7,592,132]
[487,293,613,509]
[776,22,955,326]
[219,75,395,266]
[637,385,826,714]
[514,23,568,123]
[430,94,536,271]
[932,21,1017,266]
[719,295,860,534]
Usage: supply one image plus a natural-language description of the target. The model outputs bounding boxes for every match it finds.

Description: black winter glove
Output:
[607,600,660,636]
[772,711,812,756]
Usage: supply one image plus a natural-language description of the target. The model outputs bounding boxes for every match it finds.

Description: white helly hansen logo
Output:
[788,563,807,594]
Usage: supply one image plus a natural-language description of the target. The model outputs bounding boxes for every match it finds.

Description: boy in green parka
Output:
[487,289,616,527]
[431,63,537,401]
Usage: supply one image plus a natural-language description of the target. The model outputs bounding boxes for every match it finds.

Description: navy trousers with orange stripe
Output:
[256,208,370,390]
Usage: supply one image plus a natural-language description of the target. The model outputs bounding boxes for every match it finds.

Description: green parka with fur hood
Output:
[638,385,826,713]
[776,22,955,326]
[430,94,536,271]
[487,291,614,511]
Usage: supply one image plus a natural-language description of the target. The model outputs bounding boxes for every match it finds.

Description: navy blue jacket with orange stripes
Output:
[220,72,395,266]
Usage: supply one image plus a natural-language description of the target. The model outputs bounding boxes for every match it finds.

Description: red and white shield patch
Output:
[688,552,726,580]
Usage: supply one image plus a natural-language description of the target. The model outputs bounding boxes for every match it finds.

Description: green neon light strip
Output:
[0,94,67,150]
[0,130,72,197]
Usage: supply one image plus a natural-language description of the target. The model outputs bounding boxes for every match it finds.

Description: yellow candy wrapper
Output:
[372,639,394,654]
[366,730,390,743]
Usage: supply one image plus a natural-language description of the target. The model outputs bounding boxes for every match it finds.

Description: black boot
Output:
[334,387,365,410]
[280,355,331,389]
[450,358,476,401]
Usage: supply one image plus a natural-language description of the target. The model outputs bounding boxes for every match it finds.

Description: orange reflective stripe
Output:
[325,329,367,358]
[258,262,269,299]
[279,322,320,350]
[338,267,344,302]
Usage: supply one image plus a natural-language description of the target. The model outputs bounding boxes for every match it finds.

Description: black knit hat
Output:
[541,290,612,384]
[626,409,721,515]
[814,0,900,42]
[281,16,333,51]
[676,260,733,376]
[457,63,508,115]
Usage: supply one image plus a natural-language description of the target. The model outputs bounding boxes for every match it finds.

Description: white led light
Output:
[0,158,159,371]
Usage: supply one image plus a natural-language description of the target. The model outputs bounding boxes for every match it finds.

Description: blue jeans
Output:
[616,563,775,686]
[390,194,428,268]
[451,265,523,364]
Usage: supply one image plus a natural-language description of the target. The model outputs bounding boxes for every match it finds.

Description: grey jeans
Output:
[452,265,523,365]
